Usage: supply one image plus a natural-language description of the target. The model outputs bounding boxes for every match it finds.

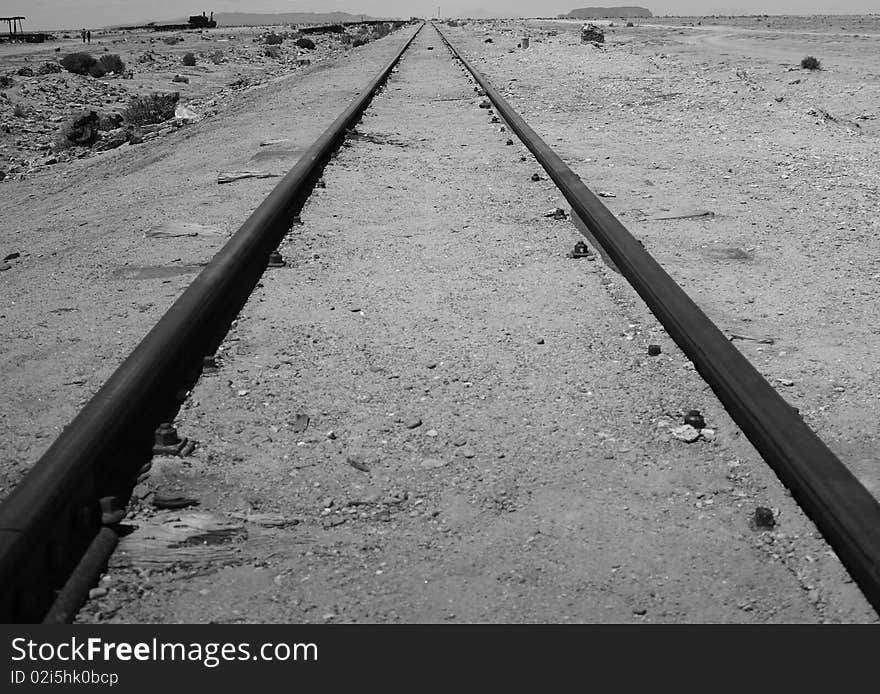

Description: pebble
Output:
[670,424,700,443]
[0,263,10,271]
[347,455,370,472]
[405,417,422,429]
[453,437,468,447]
[700,428,716,441]
[421,457,449,469]
[457,446,476,459]
[88,587,108,600]
[536,338,545,345]
[425,428,438,437]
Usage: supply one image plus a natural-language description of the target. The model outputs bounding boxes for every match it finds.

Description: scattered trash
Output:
[174,103,201,122]
[581,24,605,45]
[544,207,567,220]
[671,424,701,443]
[217,170,282,184]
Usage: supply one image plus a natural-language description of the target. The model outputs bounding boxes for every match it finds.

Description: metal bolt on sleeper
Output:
[268,250,286,268]
[684,410,706,429]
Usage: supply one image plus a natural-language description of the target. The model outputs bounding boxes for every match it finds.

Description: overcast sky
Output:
[3,1,877,31]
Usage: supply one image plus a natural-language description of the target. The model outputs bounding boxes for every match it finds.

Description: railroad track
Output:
[2,21,879,623]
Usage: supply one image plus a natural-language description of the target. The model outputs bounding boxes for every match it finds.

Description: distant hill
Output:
[562,7,652,18]
[213,11,384,26]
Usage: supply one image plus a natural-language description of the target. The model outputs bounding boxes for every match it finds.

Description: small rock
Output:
[0,263,11,271]
[632,607,647,616]
[700,428,716,441]
[776,378,794,387]
[426,362,438,369]
[457,446,476,459]
[598,191,616,198]
[530,172,542,181]
[752,506,776,529]
[88,587,108,600]
[172,74,189,83]
[405,417,422,429]
[647,344,661,356]
[453,437,467,447]
[671,424,700,443]
[536,338,545,345]
[425,428,438,437]
[421,457,448,469]
[326,430,337,440]
[292,414,310,433]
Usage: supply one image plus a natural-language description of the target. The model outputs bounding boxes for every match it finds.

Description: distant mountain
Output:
[562,7,653,18]
[213,11,385,26]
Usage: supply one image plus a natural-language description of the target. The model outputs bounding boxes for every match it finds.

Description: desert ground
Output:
[0,17,878,623]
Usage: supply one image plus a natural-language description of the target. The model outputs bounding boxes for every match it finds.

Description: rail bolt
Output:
[268,250,287,268]
[153,422,188,456]
[683,410,706,429]
[647,344,662,356]
[570,241,591,258]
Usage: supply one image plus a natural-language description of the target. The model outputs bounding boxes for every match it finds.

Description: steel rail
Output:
[0,22,423,623]
[435,23,880,614]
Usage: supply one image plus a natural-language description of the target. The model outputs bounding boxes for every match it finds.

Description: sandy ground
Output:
[1,17,878,623]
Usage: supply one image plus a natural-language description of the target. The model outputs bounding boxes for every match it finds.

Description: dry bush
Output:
[122,92,179,125]
[13,102,28,118]
[210,49,225,64]
[352,37,367,47]
[264,45,281,58]
[163,36,183,45]
[99,54,126,74]
[295,37,315,49]
[182,52,196,66]
[0,74,13,88]
[801,55,821,70]
[263,32,283,45]
[88,63,106,78]
[61,52,97,75]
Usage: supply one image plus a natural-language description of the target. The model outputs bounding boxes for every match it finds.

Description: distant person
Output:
[86,30,91,44]
[81,28,86,43]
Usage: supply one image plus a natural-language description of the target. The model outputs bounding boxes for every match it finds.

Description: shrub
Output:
[265,45,281,58]
[60,52,96,75]
[352,37,367,47]
[182,52,196,66]
[263,32,283,45]
[210,49,225,64]
[122,92,179,125]
[801,55,821,70]
[163,35,183,45]
[0,74,13,88]
[88,63,106,78]
[99,54,126,74]
[13,102,28,118]
[295,37,315,50]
